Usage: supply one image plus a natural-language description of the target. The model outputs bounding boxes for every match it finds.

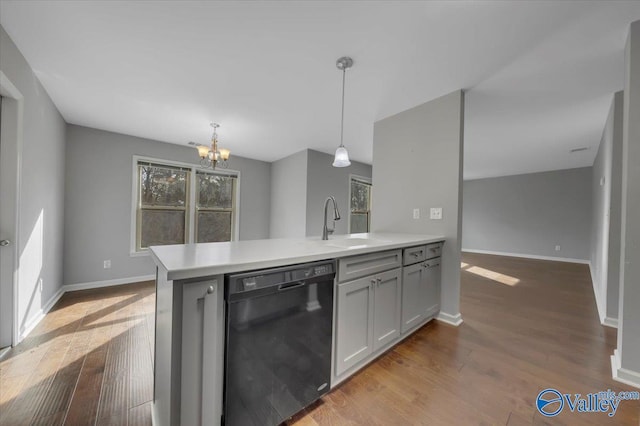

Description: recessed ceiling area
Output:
[1,1,639,179]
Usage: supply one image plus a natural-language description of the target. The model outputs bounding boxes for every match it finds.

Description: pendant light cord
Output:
[340,68,346,148]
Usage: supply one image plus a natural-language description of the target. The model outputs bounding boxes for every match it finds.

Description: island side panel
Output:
[153,265,183,426]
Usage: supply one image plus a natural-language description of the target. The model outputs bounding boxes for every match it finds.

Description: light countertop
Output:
[149,233,445,281]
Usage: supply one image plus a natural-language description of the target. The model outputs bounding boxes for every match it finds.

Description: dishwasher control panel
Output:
[226,260,336,296]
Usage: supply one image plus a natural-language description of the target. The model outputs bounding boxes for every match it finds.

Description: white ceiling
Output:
[2,1,639,179]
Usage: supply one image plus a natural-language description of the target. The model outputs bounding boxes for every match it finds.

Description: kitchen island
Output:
[149,232,445,426]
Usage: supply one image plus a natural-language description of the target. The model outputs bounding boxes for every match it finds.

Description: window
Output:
[349,176,372,233]
[137,162,190,250]
[133,157,239,253]
[196,171,237,243]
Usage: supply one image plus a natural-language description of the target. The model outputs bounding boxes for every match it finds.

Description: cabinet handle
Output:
[371,279,376,286]
[412,251,422,257]
[376,277,382,283]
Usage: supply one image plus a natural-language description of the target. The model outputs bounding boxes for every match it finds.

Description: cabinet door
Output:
[181,280,223,426]
[373,268,402,351]
[401,263,426,333]
[424,259,442,317]
[335,276,374,376]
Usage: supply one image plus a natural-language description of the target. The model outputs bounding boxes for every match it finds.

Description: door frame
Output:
[0,71,24,348]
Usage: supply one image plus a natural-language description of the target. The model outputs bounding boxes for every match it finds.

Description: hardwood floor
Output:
[0,282,155,426]
[1,254,638,425]
[292,253,639,425]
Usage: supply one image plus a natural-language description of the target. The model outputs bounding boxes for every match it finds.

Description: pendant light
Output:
[333,56,353,167]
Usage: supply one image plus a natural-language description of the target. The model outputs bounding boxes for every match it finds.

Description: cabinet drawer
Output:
[425,242,443,259]
[403,245,427,265]
[338,249,402,283]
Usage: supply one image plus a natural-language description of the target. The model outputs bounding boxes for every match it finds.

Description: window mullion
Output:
[188,167,197,244]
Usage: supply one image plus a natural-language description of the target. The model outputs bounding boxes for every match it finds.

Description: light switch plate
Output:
[104,260,111,269]
[413,208,420,219]
[430,207,442,220]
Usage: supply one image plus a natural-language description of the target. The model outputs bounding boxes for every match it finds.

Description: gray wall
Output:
[0,25,66,339]
[64,125,271,285]
[463,167,592,261]
[269,150,308,238]
[372,90,464,320]
[591,91,623,324]
[616,19,640,382]
[305,149,372,237]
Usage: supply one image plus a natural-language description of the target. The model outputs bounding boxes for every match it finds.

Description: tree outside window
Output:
[135,160,238,251]
[350,177,372,233]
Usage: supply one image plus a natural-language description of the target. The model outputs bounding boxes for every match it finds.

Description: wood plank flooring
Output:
[291,253,639,425]
[0,282,155,426]
[1,254,638,425]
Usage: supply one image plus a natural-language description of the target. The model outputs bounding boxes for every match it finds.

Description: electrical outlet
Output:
[555,245,561,251]
[104,260,111,269]
[413,208,420,219]
[430,208,442,220]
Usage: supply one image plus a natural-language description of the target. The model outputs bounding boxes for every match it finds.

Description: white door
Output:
[0,80,22,349]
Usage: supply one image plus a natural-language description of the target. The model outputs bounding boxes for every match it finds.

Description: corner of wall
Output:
[589,262,606,325]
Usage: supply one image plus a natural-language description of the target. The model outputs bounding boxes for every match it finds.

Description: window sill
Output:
[130,250,151,258]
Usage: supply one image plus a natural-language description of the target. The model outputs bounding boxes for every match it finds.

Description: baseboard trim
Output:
[611,349,640,389]
[587,263,619,329]
[602,316,619,329]
[18,285,65,343]
[64,274,155,292]
[462,248,589,264]
[16,275,155,344]
[0,346,11,361]
[436,311,463,326]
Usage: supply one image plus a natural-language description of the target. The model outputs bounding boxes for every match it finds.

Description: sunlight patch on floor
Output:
[462,264,520,286]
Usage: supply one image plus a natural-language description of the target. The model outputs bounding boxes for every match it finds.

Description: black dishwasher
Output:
[223,260,335,426]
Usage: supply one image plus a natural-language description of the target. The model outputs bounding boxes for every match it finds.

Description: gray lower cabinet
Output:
[335,268,402,377]
[335,276,374,376]
[401,258,441,334]
[423,257,441,317]
[181,279,224,426]
[401,262,427,333]
[153,273,224,426]
[372,268,402,351]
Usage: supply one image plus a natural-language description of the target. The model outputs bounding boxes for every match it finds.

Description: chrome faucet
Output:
[322,196,341,240]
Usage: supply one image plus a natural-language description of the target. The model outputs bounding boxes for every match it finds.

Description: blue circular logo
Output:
[537,388,564,417]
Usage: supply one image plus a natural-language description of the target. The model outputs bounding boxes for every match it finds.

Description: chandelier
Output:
[194,123,230,169]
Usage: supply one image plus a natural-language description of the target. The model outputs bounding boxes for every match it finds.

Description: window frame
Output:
[130,155,241,256]
[348,174,372,234]
[194,170,238,243]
